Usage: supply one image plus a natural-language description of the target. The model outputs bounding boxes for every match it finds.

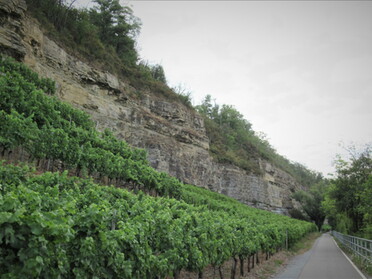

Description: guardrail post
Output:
[332,231,372,266]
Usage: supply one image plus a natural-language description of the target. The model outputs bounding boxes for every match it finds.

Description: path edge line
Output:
[332,237,367,279]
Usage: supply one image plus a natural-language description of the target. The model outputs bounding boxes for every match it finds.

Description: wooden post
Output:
[286,229,289,250]
[230,257,237,279]
[219,265,224,279]
[239,256,244,276]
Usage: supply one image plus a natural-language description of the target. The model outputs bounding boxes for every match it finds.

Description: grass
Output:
[334,239,372,277]
[241,232,321,279]
[289,232,321,253]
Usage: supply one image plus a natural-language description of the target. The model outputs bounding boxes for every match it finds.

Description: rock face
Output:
[0,0,304,214]
[0,0,26,59]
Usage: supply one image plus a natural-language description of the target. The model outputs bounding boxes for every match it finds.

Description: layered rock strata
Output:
[0,0,304,214]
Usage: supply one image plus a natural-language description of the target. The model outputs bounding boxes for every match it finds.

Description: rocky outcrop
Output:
[0,0,26,59]
[0,0,304,214]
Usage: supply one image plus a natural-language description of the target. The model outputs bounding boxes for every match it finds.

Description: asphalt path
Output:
[274,233,365,279]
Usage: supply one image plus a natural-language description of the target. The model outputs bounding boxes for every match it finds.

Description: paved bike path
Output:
[274,233,365,279]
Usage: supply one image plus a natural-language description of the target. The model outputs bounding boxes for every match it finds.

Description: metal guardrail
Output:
[332,231,372,264]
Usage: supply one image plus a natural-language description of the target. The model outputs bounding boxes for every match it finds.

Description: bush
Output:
[321,224,332,232]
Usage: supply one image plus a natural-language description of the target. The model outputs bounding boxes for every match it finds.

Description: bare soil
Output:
[174,232,320,279]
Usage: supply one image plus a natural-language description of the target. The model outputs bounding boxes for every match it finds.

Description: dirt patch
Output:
[175,251,290,279]
[174,232,320,279]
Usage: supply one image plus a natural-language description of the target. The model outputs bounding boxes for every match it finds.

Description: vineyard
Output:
[0,56,317,278]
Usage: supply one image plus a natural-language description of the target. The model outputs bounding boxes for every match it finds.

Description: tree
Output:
[219,104,251,131]
[196,95,219,120]
[359,176,372,237]
[150,64,167,83]
[89,0,141,65]
[28,0,78,30]
[195,95,322,178]
[323,145,372,237]
[293,181,328,231]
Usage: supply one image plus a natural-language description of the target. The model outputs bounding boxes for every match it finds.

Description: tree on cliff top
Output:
[28,0,141,67]
[195,95,323,186]
[89,0,141,65]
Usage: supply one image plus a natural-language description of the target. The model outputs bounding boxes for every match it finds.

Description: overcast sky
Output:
[76,1,372,176]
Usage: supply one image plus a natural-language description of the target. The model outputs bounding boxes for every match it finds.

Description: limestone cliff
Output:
[0,0,303,214]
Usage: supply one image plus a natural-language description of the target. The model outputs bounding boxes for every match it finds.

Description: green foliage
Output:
[293,181,328,231]
[359,175,372,238]
[196,95,260,172]
[0,56,55,95]
[288,208,310,222]
[321,224,332,232]
[26,0,194,106]
[0,55,181,198]
[0,163,316,278]
[137,61,167,83]
[170,84,193,108]
[0,56,317,277]
[150,64,167,83]
[89,0,140,66]
[25,0,322,190]
[0,110,37,153]
[323,145,372,238]
[27,0,140,68]
[196,95,323,186]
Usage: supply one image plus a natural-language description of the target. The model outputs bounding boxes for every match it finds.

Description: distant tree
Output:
[196,95,324,179]
[28,0,80,30]
[323,144,372,237]
[27,0,141,68]
[196,95,219,121]
[359,175,372,237]
[293,181,328,231]
[89,0,141,65]
[219,104,251,131]
[291,163,324,188]
[288,208,310,222]
[150,64,167,83]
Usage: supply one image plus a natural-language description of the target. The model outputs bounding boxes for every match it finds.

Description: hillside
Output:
[0,1,321,277]
[0,51,318,278]
[0,0,322,214]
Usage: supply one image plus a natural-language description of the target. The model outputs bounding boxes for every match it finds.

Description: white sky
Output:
[75,0,372,176]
